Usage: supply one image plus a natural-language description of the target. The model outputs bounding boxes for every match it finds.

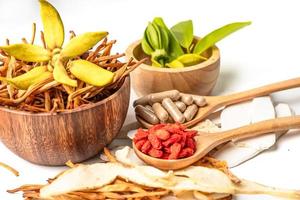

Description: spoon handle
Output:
[219,77,300,106]
[213,116,300,144]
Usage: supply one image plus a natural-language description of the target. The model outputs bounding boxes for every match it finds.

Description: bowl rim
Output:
[126,37,220,74]
[0,76,130,116]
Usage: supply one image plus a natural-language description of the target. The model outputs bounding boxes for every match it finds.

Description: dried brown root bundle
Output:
[0,37,145,113]
[8,148,300,200]
[0,161,19,176]
[0,1,146,113]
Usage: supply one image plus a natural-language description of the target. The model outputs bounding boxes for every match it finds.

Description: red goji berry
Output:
[180,132,187,147]
[149,124,166,134]
[148,148,163,158]
[162,153,170,159]
[168,122,186,130]
[162,134,182,147]
[186,130,197,138]
[186,138,196,150]
[148,133,162,149]
[164,125,183,135]
[135,139,147,150]
[141,140,151,154]
[163,147,171,154]
[178,147,195,158]
[134,128,149,142]
[168,143,182,160]
[154,129,170,140]
[137,123,197,160]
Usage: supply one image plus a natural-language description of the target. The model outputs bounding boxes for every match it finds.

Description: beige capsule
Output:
[133,90,180,106]
[175,101,187,112]
[135,105,159,125]
[145,105,155,113]
[152,102,169,122]
[183,104,199,121]
[191,94,207,107]
[136,115,151,128]
[167,116,175,123]
[149,90,180,104]
[162,98,185,123]
[180,93,194,105]
[133,95,151,107]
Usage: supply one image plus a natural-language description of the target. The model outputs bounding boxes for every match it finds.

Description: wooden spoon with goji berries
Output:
[133,116,300,170]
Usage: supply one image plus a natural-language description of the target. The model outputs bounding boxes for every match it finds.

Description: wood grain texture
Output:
[134,116,300,170]
[126,38,220,97]
[0,77,130,166]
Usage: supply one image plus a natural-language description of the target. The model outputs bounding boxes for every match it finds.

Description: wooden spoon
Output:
[137,77,300,128]
[133,116,300,170]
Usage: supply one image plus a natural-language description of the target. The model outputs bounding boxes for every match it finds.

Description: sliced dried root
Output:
[9,160,300,200]
[9,178,169,200]
[11,148,299,200]
[194,156,241,184]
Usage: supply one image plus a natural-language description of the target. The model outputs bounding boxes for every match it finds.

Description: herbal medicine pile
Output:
[133,123,197,159]
[134,90,207,125]
[0,0,143,113]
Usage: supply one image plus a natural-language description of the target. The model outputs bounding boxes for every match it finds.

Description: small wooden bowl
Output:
[126,38,220,97]
[0,77,130,166]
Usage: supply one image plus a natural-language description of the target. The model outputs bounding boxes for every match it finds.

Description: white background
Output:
[0,0,300,199]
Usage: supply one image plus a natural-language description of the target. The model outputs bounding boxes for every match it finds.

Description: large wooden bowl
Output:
[126,38,220,96]
[0,77,130,166]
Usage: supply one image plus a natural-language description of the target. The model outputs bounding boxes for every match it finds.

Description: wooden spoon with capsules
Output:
[137,77,300,128]
[133,116,300,170]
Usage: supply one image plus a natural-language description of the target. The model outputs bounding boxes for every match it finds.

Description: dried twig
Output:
[0,162,19,176]
[22,38,28,44]
[40,31,46,49]
[69,30,76,39]
[31,23,36,44]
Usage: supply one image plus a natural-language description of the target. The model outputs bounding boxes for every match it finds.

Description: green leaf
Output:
[166,60,184,68]
[151,49,168,67]
[39,0,65,49]
[146,23,160,50]
[170,20,193,49]
[69,59,114,87]
[60,32,108,58]
[193,21,251,55]
[151,57,162,67]
[0,44,51,62]
[141,30,154,55]
[152,22,162,49]
[152,17,184,61]
[176,54,207,66]
[157,24,169,51]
